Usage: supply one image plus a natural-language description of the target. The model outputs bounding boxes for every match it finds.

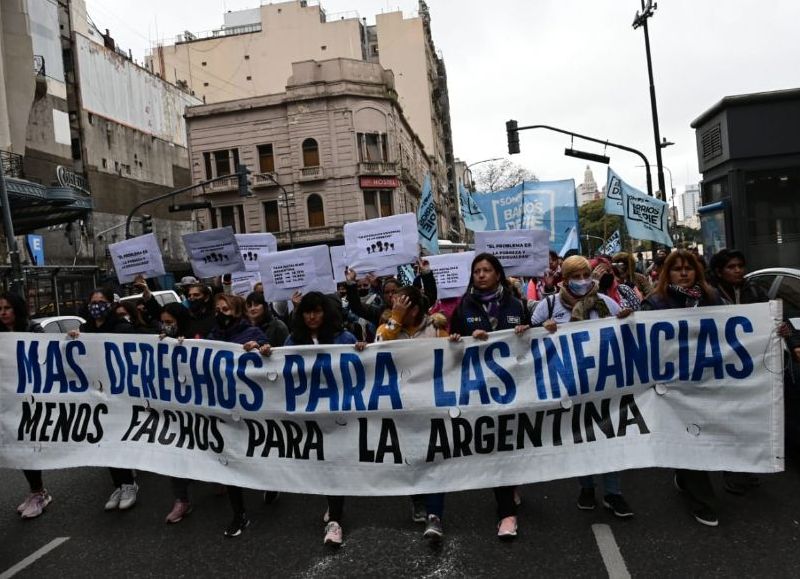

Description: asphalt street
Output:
[3,459,800,578]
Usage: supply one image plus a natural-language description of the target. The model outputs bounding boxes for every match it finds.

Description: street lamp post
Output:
[632,0,670,201]
[265,173,295,249]
[465,157,503,192]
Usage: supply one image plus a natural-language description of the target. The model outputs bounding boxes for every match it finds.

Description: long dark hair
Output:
[291,291,343,345]
[161,302,193,336]
[0,292,30,331]
[466,252,509,293]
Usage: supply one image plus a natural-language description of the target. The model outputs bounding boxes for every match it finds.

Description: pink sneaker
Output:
[324,521,343,546]
[497,516,518,540]
[17,493,35,514]
[165,500,192,523]
[20,491,52,519]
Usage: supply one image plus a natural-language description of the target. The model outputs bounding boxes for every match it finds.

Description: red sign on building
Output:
[359,176,400,189]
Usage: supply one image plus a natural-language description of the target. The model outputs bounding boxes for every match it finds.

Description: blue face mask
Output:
[568,279,593,296]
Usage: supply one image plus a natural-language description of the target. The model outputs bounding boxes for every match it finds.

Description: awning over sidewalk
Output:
[1,177,93,233]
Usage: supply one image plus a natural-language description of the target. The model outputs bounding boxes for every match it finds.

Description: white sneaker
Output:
[105,487,123,511]
[324,521,343,546]
[118,483,139,510]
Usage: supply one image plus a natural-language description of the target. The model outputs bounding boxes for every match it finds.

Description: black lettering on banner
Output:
[244,418,323,460]
[17,401,105,443]
[425,395,650,462]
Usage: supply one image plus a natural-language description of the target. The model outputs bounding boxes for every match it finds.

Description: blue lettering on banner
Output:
[9,313,758,414]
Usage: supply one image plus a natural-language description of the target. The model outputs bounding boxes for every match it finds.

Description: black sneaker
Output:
[692,506,719,527]
[411,497,426,523]
[603,494,634,518]
[224,513,250,538]
[263,491,280,505]
[723,479,748,496]
[577,488,596,510]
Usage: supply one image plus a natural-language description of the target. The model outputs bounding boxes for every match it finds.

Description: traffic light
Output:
[141,214,153,235]
[506,119,520,154]
[237,164,252,197]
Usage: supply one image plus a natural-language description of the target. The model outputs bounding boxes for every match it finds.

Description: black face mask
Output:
[215,312,234,328]
[599,273,615,293]
[189,299,206,315]
[358,287,370,297]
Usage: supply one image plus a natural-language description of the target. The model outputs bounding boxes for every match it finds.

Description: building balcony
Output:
[251,172,280,188]
[400,166,422,192]
[297,166,325,182]
[357,161,398,176]
[204,175,238,193]
[1,150,24,179]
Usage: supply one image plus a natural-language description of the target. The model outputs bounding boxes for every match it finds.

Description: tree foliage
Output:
[472,160,537,192]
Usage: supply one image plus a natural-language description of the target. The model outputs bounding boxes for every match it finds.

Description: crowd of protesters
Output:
[7,245,800,545]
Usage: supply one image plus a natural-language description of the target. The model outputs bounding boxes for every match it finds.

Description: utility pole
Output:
[633,0,670,201]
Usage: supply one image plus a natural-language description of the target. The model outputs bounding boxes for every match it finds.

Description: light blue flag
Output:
[604,167,625,216]
[598,229,621,255]
[559,226,580,257]
[458,183,488,232]
[397,264,415,287]
[472,180,580,251]
[417,174,439,255]
[622,187,674,247]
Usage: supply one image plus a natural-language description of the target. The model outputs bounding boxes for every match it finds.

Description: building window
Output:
[357,132,388,162]
[203,82,209,87]
[363,190,394,220]
[244,54,250,60]
[263,201,280,233]
[307,194,325,227]
[246,75,252,81]
[257,144,274,173]
[219,205,246,233]
[203,152,213,180]
[205,148,240,178]
[302,138,320,167]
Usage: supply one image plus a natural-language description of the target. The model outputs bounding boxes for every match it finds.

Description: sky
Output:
[85,0,800,199]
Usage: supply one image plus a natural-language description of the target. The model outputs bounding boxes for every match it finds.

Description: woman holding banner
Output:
[68,288,140,512]
[449,253,529,540]
[258,291,364,547]
[2,293,52,520]
[527,255,635,519]
[641,249,723,527]
[375,286,449,542]
[200,294,269,537]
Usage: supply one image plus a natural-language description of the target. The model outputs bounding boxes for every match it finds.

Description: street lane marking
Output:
[0,537,70,579]
[591,524,630,579]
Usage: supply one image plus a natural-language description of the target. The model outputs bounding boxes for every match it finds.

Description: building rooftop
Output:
[691,86,800,128]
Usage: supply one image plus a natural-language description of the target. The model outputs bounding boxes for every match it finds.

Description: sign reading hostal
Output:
[360,176,399,189]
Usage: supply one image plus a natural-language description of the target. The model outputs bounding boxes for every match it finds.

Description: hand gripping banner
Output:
[0,303,784,496]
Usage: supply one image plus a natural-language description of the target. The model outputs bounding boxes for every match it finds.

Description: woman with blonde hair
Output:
[526,255,634,518]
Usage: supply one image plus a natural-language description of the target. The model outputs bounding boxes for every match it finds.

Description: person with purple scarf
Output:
[449,253,529,540]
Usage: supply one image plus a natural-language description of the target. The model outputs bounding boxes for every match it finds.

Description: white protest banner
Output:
[474,229,549,277]
[0,303,784,496]
[235,233,278,272]
[329,246,349,284]
[344,213,418,273]
[426,251,474,300]
[108,233,165,283]
[182,227,246,278]
[259,245,336,302]
[230,271,261,297]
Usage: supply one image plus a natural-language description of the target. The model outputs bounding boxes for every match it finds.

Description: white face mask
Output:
[568,279,593,296]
